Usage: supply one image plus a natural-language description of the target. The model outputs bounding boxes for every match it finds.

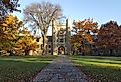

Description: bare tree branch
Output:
[23,1,63,55]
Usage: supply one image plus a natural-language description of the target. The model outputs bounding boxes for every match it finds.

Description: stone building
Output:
[46,18,71,55]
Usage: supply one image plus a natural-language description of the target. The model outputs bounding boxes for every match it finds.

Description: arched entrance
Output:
[58,46,65,55]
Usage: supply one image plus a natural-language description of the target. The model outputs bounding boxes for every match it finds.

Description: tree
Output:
[0,14,22,55]
[15,29,38,55]
[0,0,20,19]
[96,21,121,56]
[71,18,98,55]
[23,1,62,55]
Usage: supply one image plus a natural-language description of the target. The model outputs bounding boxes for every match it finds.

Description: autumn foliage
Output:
[0,15,22,53]
[15,29,38,55]
[71,18,98,55]
[0,15,38,56]
[1,14,121,56]
[71,18,121,56]
[95,21,121,56]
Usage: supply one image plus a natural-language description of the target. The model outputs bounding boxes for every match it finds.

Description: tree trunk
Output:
[72,49,75,55]
[110,49,113,56]
[41,33,47,55]
[25,46,29,56]
[8,50,13,56]
[25,49,29,56]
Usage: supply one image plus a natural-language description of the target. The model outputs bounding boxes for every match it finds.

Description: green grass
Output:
[0,55,57,82]
[69,56,121,82]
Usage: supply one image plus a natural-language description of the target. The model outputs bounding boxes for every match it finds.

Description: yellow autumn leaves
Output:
[0,15,37,55]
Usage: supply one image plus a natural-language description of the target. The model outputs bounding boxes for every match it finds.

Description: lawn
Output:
[69,56,121,82]
[0,55,57,82]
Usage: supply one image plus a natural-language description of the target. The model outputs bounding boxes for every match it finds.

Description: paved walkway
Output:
[33,55,88,82]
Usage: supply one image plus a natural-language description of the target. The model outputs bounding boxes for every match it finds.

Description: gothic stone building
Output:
[46,18,71,55]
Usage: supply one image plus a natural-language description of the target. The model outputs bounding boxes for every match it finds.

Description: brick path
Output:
[32,55,88,82]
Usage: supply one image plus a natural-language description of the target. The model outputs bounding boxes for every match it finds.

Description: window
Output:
[48,45,51,48]
[48,50,51,53]
[37,45,40,48]
[60,38,64,43]
[36,38,39,42]
[60,28,63,30]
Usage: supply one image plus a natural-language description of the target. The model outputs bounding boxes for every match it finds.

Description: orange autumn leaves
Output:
[71,19,121,56]
[73,19,97,30]
[71,18,98,54]
[96,21,121,51]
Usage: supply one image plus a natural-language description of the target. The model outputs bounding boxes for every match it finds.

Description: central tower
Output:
[52,18,71,55]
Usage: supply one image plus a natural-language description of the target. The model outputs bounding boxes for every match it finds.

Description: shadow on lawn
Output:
[71,56,121,65]
[73,56,121,61]
[0,56,55,63]
[70,56,121,82]
[0,56,54,82]
[76,64,121,82]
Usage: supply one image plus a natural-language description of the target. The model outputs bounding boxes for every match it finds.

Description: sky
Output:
[13,0,121,35]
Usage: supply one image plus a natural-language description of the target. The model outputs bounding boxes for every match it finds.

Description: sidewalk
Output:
[33,55,88,82]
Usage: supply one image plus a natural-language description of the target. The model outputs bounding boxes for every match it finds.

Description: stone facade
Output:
[46,18,71,55]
